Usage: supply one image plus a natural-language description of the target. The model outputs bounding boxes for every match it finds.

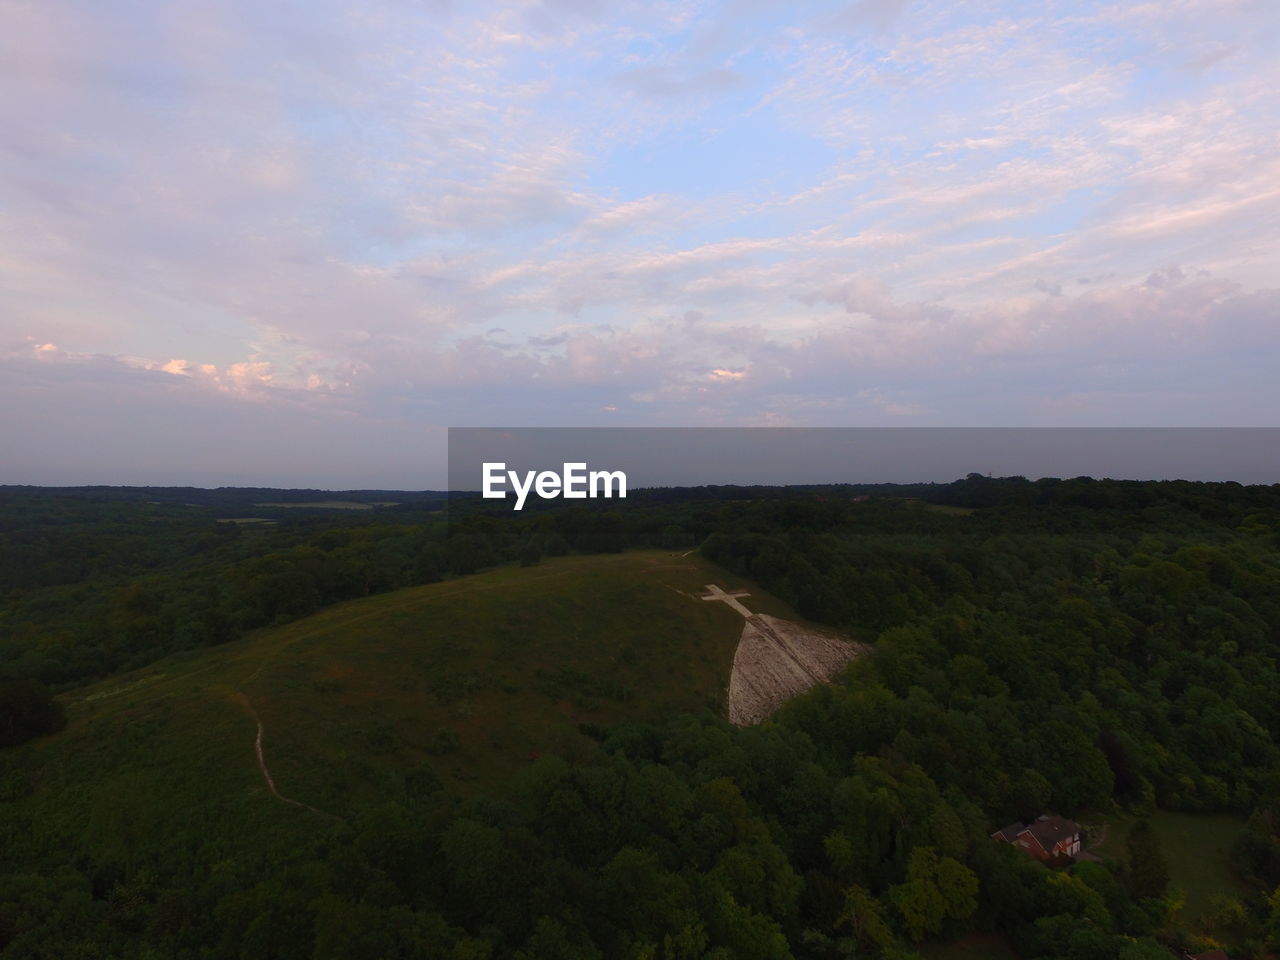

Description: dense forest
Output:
[2,478,1280,959]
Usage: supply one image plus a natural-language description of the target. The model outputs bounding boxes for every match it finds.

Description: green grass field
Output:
[1089,810,1248,919]
[4,551,810,870]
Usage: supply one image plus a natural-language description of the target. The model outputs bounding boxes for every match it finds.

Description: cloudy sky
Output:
[3,0,1277,486]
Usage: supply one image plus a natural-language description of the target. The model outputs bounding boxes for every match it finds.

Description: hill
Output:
[2,551,820,867]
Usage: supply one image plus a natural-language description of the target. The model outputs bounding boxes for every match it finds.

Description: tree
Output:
[520,539,544,567]
[517,917,602,960]
[1126,820,1170,899]
[1266,884,1280,953]
[598,847,696,944]
[839,884,896,956]
[935,857,979,921]
[0,674,66,747]
[440,819,505,922]
[660,525,690,550]
[888,847,978,941]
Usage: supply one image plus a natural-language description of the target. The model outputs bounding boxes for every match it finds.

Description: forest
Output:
[2,477,1280,959]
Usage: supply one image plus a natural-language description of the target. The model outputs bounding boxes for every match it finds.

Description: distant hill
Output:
[4,551,821,864]
[0,484,447,507]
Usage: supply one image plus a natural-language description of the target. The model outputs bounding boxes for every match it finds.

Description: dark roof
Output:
[1023,815,1079,850]
[991,822,1024,842]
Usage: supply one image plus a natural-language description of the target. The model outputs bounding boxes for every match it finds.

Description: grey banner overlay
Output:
[447,428,1280,493]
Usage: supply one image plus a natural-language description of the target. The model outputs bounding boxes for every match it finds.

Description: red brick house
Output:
[991,815,1081,861]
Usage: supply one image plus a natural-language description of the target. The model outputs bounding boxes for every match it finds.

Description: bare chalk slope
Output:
[727,614,862,726]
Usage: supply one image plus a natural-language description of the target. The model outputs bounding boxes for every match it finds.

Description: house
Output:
[991,822,1025,843]
[990,814,1081,861]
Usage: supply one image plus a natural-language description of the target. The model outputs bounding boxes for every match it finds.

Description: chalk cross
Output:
[699,583,753,618]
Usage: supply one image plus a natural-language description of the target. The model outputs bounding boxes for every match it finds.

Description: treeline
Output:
[3,480,1279,697]
[0,484,446,508]
[936,474,1280,522]
[0,498,447,688]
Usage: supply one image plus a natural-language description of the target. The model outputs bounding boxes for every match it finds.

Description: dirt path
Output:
[233,692,344,823]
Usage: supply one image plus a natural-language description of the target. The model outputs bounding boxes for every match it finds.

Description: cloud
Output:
[615,65,743,98]
[856,388,925,416]
[5,267,1278,487]
[799,275,954,328]
[832,0,914,32]
[1182,42,1237,72]
[2,0,1279,482]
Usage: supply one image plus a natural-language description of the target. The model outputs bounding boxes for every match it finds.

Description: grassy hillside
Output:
[2,551,806,871]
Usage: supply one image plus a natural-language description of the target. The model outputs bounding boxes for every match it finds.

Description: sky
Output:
[2,0,1278,487]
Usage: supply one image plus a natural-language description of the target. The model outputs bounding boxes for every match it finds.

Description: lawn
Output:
[1088,810,1248,919]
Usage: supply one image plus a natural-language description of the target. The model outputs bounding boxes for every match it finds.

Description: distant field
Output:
[215,517,278,524]
[6,552,811,867]
[254,500,399,509]
[1090,810,1248,918]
